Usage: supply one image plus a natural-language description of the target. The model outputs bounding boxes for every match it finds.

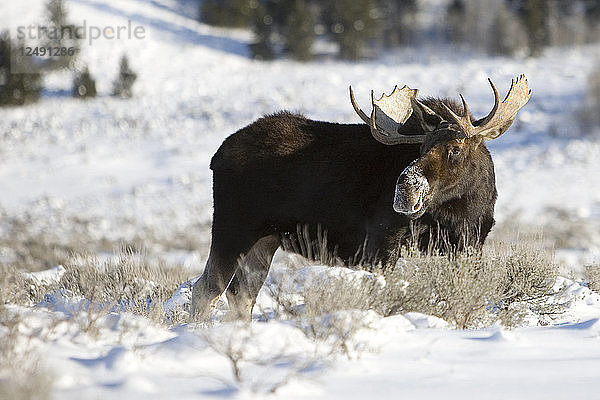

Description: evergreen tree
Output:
[72,66,96,98]
[323,0,379,60]
[446,0,527,56]
[377,0,418,48]
[249,1,277,60]
[282,0,315,61]
[583,0,600,43]
[250,0,315,61]
[0,34,43,106]
[517,0,551,56]
[44,0,80,69]
[446,0,467,45]
[46,0,69,28]
[200,0,253,28]
[112,55,137,98]
[579,59,600,130]
[488,1,528,56]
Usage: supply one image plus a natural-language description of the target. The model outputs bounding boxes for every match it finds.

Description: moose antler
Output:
[350,85,426,145]
[441,75,532,140]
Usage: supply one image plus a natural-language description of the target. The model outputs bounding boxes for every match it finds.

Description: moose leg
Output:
[190,248,239,321]
[226,234,280,320]
[191,221,258,321]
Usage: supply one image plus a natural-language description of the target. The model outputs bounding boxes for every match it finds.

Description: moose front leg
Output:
[226,234,280,320]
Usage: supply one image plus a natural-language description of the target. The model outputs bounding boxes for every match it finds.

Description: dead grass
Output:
[48,247,192,327]
[584,264,600,293]
[0,218,570,397]
[378,241,560,328]
[0,305,53,400]
[496,209,600,252]
[200,322,322,394]
[0,212,210,272]
[265,234,561,331]
[2,245,193,338]
[0,244,193,398]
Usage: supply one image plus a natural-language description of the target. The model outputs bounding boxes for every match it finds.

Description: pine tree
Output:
[249,1,276,60]
[44,0,80,69]
[72,66,96,98]
[488,1,527,56]
[200,0,253,28]
[377,0,418,48]
[0,34,43,106]
[283,0,315,61]
[579,59,600,130]
[46,0,69,28]
[446,0,467,45]
[112,55,137,98]
[323,0,379,60]
[517,0,550,56]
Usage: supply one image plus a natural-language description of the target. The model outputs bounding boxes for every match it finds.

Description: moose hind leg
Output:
[190,249,239,321]
[226,234,280,320]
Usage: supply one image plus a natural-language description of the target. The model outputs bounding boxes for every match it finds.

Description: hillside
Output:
[1,0,600,398]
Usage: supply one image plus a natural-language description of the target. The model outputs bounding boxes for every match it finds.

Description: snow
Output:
[1,0,600,398]
[23,265,66,286]
[6,266,600,399]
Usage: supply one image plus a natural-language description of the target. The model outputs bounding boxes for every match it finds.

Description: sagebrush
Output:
[585,264,600,293]
[263,240,560,330]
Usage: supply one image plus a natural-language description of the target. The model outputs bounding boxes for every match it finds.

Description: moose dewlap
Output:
[191,76,531,320]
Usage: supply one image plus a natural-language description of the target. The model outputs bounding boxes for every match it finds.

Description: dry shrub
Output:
[261,266,382,358]
[383,253,503,329]
[496,246,558,303]
[294,274,380,357]
[2,246,192,335]
[377,243,560,328]
[0,264,32,306]
[200,322,322,394]
[0,212,211,273]
[0,215,81,272]
[47,247,191,325]
[266,238,560,332]
[0,306,53,400]
[584,264,600,293]
[0,246,192,398]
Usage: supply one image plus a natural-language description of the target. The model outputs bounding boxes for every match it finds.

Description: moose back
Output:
[191,76,531,320]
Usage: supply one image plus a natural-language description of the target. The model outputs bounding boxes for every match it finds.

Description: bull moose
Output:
[191,75,531,320]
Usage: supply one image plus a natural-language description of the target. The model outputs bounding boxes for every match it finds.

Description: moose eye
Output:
[448,146,461,158]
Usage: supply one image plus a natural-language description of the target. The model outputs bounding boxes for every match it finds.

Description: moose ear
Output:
[410,98,443,133]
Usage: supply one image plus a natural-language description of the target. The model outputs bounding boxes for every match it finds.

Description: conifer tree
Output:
[377,0,418,48]
[46,0,69,28]
[518,0,550,56]
[0,34,43,106]
[112,55,137,98]
[323,0,379,60]
[250,1,276,60]
[44,0,80,69]
[283,0,315,61]
[200,0,253,28]
[72,66,96,98]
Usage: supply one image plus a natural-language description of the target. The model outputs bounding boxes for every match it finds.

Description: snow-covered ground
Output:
[2,0,600,398]
[7,262,600,399]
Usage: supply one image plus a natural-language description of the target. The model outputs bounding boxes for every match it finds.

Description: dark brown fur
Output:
[191,99,497,319]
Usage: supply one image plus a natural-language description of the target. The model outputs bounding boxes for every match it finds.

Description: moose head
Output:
[350,75,531,220]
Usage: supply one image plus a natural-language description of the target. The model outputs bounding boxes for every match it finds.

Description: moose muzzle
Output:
[394,160,430,218]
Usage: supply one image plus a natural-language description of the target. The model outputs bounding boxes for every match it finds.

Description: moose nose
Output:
[394,161,430,216]
[393,190,423,215]
[411,196,423,213]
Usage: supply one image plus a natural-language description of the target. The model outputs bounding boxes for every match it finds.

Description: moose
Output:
[191,75,531,320]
